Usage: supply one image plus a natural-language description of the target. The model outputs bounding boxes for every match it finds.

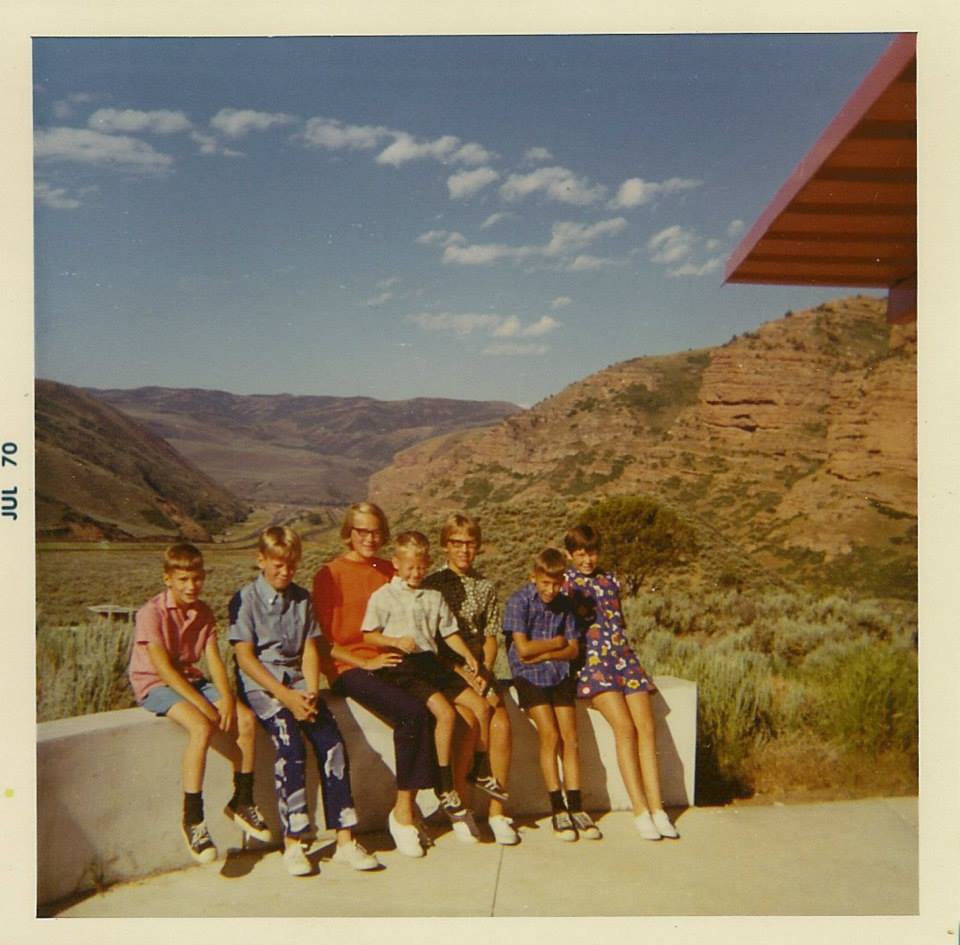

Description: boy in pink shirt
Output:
[129,543,271,863]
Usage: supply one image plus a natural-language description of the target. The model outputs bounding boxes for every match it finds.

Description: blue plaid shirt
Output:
[504,582,578,687]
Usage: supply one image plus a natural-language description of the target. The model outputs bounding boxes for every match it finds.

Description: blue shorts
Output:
[140,678,221,716]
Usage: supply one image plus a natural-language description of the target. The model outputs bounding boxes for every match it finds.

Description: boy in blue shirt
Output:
[229,526,379,876]
[504,548,601,842]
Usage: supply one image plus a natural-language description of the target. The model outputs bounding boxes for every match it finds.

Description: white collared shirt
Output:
[360,576,459,654]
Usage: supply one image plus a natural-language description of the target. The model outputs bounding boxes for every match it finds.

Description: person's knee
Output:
[236,706,257,739]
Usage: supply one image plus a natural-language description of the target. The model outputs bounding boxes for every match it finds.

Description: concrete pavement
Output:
[45,796,917,917]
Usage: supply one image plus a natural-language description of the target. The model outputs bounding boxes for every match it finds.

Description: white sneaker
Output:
[570,810,603,840]
[634,811,662,841]
[449,809,480,844]
[388,810,425,858]
[651,809,679,839]
[283,840,312,876]
[488,815,519,846]
[332,839,380,871]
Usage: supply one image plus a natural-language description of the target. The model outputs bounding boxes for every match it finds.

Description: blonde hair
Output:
[439,512,482,547]
[163,543,204,575]
[258,526,302,562]
[393,530,430,556]
[339,501,391,545]
[532,547,567,578]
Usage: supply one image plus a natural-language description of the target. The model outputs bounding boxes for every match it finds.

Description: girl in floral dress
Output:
[563,524,679,840]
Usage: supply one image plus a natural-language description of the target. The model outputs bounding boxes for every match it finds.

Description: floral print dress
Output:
[563,568,657,699]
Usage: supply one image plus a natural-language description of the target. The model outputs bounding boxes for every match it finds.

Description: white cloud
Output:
[480,211,514,229]
[550,296,572,310]
[364,291,394,307]
[567,254,620,271]
[705,238,721,251]
[443,242,535,265]
[647,225,697,265]
[377,276,401,289]
[491,314,561,338]
[34,127,173,174]
[524,146,553,163]
[408,312,503,335]
[189,131,244,158]
[447,166,500,200]
[35,181,81,210]
[482,342,549,356]
[543,218,627,257]
[88,108,192,135]
[500,166,606,206]
[52,92,99,120]
[416,229,465,247]
[609,176,702,209]
[727,218,746,238]
[210,108,297,138]
[301,116,390,150]
[667,256,724,278]
[452,142,498,165]
[377,132,460,166]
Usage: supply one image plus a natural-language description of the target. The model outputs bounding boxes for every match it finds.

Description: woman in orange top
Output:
[313,501,436,858]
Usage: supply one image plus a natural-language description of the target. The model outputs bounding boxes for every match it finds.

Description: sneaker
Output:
[283,840,312,876]
[449,808,479,844]
[413,814,435,849]
[332,839,380,871]
[182,820,217,863]
[224,802,273,843]
[551,810,577,842]
[488,815,519,846]
[388,810,425,858]
[651,809,680,839]
[438,788,465,816]
[468,773,510,802]
[634,810,662,841]
[570,810,603,840]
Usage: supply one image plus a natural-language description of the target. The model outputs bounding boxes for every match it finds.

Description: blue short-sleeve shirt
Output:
[504,582,578,687]
[228,574,319,694]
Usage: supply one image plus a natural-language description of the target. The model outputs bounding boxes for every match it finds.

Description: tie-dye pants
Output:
[246,690,358,837]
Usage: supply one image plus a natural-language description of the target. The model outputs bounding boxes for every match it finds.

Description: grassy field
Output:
[35,503,918,804]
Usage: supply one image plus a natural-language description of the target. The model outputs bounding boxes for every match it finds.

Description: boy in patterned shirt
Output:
[423,512,517,845]
[504,547,602,842]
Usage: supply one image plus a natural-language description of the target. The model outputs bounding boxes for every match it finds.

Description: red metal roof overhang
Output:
[724,33,916,323]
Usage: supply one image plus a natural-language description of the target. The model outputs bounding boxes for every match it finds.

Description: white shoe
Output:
[634,811,662,841]
[449,809,480,844]
[388,810,425,858]
[570,810,603,840]
[332,839,380,870]
[651,809,679,839]
[488,815,519,846]
[283,841,312,876]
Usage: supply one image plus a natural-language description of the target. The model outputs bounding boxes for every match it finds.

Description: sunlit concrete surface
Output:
[46,797,917,918]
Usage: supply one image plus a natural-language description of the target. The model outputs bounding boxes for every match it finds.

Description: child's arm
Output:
[441,632,480,675]
[511,632,570,662]
[481,635,498,673]
[329,641,404,671]
[362,628,418,653]
[145,642,221,723]
[203,635,236,731]
[233,642,317,721]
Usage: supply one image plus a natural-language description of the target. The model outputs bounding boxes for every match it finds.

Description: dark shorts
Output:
[375,651,469,705]
[512,674,576,710]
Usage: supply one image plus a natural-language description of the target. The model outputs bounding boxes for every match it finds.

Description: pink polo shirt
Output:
[128,589,217,702]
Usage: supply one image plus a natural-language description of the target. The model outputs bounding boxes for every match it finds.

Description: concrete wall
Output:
[37,676,695,906]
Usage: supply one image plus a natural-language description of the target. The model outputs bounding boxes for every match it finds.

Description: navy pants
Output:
[333,669,437,791]
[248,691,358,838]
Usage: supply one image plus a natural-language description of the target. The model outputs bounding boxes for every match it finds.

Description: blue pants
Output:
[248,692,358,837]
[333,668,437,791]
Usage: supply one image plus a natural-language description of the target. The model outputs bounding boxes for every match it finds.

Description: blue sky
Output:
[33,33,895,406]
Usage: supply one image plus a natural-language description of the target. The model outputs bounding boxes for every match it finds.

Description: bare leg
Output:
[592,691,649,815]
[487,699,512,819]
[452,703,479,799]
[526,704,562,792]
[554,705,581,792]
[425,692,456,767]
[235,702,258,773]
[392,788,417,826]
[166,701,216,794]
[625,692,664,812]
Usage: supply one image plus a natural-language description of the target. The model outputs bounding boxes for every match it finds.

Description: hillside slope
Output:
[88,387,520,504]
[371,296,916,598]
[36,380,248,541]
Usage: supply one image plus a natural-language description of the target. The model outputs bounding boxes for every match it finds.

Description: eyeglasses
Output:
[352,527,383,539]
[447,539,478,549]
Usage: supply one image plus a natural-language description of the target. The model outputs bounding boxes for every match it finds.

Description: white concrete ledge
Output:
[37,676,695,906]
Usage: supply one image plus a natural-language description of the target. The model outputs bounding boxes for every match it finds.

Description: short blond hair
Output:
[532,547,566,578]
[393,530,430,556]
[258,526,302,562]
[339,501,390,545]
[163,543,205,575]
[439,512,482,547]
